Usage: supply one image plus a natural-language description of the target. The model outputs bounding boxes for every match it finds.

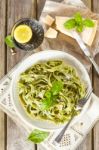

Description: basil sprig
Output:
[41,80,63,110]
[28,129,49,143]
[64,12,94,32]
[5,35,15,48]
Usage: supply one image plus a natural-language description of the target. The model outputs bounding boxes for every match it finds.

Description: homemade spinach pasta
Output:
[18,60,86,124]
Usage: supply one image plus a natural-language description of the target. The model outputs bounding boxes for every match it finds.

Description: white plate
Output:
[10,50,91,131]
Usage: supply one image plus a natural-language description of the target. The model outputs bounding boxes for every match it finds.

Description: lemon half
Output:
[14,25,32,43]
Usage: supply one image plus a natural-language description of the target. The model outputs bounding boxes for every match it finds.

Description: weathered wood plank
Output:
[6,0,37,149]
[37,0,46,19]
[0,111,5,150]
[92,0,99,12]
[82,0,91,9]
[0,0,6,150]
[92,54,99,150]
[92,1,99,150]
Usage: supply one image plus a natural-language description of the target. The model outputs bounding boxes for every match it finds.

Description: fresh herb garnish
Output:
[28,129,49,143]
[64,12,94,32]
[76,24,83,32]
[83,18,94,27]
[74,12,83,24]
[51,80,63,95]
[41,80,63,110]
[5,35,15,48]
[64,19,76,29]
[42,91,52,110]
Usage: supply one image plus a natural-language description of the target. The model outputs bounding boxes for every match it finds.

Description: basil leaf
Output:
[45,91,52,99]
[28,129,49,143]
[64,12,95,33]
[51,81,63,95]
[5,35,15,48]
[83,19,94,27]
[64,19,76,29]
[76,25,83,32]
[41,91,52,110]
[74,12,82,24]
[41,98,52,110]
[41,81,63,110]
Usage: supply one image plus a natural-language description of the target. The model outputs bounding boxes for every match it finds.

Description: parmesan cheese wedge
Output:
[45,27,58,38]
[56,16,98,46]
[44,15,55,26]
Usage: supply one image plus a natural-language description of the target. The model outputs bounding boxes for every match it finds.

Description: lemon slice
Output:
[14,25,32,43]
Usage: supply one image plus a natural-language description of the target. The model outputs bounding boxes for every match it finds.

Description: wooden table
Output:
[0,0,99,150]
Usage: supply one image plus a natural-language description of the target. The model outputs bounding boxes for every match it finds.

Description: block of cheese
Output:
[56,16,98,46]
[44,15,55,26]
[45,27,58,38]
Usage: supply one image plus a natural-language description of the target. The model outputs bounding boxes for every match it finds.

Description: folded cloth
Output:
[39,0,99,71]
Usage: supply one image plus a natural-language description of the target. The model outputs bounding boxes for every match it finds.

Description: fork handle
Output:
[55,117,73,143]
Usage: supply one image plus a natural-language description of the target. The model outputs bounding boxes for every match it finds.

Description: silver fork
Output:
[54,88,92,144]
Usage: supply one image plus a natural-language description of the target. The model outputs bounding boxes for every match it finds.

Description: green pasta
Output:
[18,60,86,124]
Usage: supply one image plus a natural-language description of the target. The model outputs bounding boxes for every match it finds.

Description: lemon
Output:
[14,25,32,43]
